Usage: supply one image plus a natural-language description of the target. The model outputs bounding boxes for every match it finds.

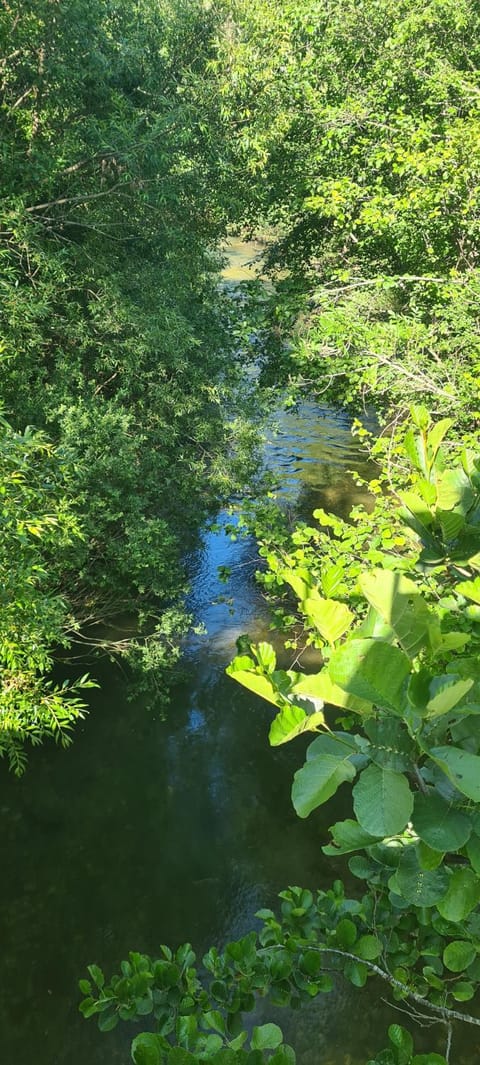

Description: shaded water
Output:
[0,243,457,1065]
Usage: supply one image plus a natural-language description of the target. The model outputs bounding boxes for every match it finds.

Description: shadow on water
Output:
[0,241,459,1065]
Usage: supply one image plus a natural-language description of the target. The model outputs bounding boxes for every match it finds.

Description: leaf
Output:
[451,980,475,1001]
[333,918,356,948]
[437,508,465,541]
[323,818,381,856]
[399,491,433,528]
[364,718,414,771]
[292,752,356,818]
[425,675,473,718]
[359,570,438,658]
[388,1024,413,1065]
[343,959,368,987]
[443,940,476,972]
[356,935,382,960]
[456,577,480,604]
[417,841,444,870]
[87,964,104,989]
[321,563,345,597]
[306,732,358,760]
[466,835,480,873]
[427,419,453,462]
[255,643,277,672]
[98,1010,119,1032]
[251,1025,283,1051]
[389,847,449,906]
[436,468,473,512]
[131,1033,163,1065]
[412,791,472,852]
[301,596,354,644]
[329,639,411,713]
[269,704,324,746]
[280,568,313,601]
[428,746,480,801]
[436,867,480,921]
[293,668,372,714]
[353,765,413,837]
[226,657,283,708]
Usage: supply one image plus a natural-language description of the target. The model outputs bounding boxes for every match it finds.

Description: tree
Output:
[0,416,95,772]
[0,0,260,758]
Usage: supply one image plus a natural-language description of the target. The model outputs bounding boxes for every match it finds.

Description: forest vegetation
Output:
[2,0,480,1062]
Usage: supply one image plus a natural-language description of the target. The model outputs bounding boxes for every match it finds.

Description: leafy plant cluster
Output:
[0,415,96,772]
[211,0,480,432]
[223,414,480,1058]
[0,0,263,759]
[79,888,451,1065]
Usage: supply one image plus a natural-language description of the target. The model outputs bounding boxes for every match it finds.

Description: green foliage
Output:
[0,0,265,755]
[80,884,470,1063]
[226,416,480,1056]
[0,416,96,772]
[213,0,480,432]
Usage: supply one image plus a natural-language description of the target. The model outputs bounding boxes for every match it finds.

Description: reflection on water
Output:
[0,243,457,1065]
[221,237,266,282]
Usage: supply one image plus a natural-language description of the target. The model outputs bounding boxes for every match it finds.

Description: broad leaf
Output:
[353,764,413,837]
[364,718,414,771]
[436,468,473,512]
[443,940,476,972]
[306,732,359,760]
[131,1033,163,1065]
[323,818,381,856]
[292,753,356,818]
[329,639,411,713]
[436,867,480,921]
[226,656,283,708]
[425,675,473,717]
[293,668,372,714]
[428,746,480,802]
[389,847,449,906]
[359,570,439,658]
[301,596,354,644]
[412,791,472,852]
[456,577,480,604]
[251,1025,283,1051]
[269,704,325,746]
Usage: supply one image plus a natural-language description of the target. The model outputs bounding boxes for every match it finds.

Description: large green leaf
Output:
[388,847,449,906]
[131,1033,163,1065]
[412,791,472,852]
[436,867,480,921]
[456,577,480,604]
[251,1025,283,1051]
[293,668,372,714]
[329,639,411,713]
[359,570,439,658]
[428,746,480,802]
[306,732,359,761]
[443,940,476,972]
[427,418,454,463]
[425,674,473,717]
[292,752,356,818]
[353,764,413,837]
[226,656,283,708]
[364,718,415,771]
[323,818,381,856]
[269,704,324,746]
[301,595,354,644]
[436,468,474,512]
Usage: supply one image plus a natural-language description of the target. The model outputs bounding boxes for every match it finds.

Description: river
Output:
[0,241,456,1065]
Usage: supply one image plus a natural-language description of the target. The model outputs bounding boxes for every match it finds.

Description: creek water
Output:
[0,243,458,1065]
